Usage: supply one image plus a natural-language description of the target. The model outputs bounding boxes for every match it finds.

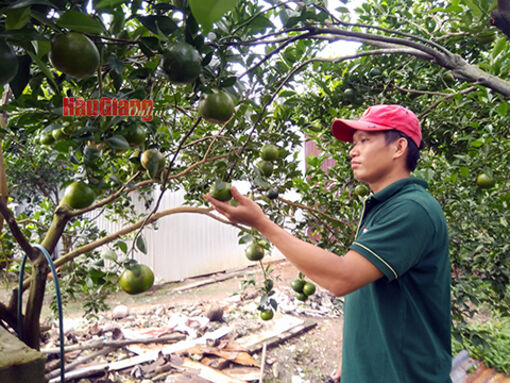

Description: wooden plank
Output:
[235,315,303,350]
[181,358,247,383]
[49,327,233,383]
[173,269,256,292]
[236,315,317,353]
[248,319,317,353]
[179,346,259,367]
[221,367,260,381]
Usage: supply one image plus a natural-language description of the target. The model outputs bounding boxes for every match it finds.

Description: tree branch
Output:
[19,206,244,291]
[418,86,478,119]
[277,196,352,230]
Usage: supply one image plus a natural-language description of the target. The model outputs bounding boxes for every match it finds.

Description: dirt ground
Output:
[155,259,344,383]
[1,259,343,382]
[45,259,343,382]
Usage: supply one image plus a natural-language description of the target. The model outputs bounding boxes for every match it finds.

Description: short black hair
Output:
[383,130,422,171]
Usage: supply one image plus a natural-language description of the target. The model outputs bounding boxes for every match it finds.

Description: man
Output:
[204,105,452,383]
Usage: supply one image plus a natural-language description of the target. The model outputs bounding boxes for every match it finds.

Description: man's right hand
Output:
[204,186,268,230]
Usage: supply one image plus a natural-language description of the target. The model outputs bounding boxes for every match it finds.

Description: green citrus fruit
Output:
[229,198,240,207]
[257,160,273,177]
[267,188,279,200]
[198,91,235,124]
[49,32,100,79]
[369,67,382,77]
[141,149,165,178]
[302,282,316,296]
[119,263,155,295]
[290,279,305,293]
[295,292,308,302]
[162,41,201,85]
[40,132,55,145]
[260,144,279,161]
[476,173,495,189]
[62,181,96,209]
[52,128,67,141]
[354,184,370,197]
[62,123,77,135]
[343,88,355,100]
[209,181,232,202]
[245,242,264,261]
[122,126,147,146]
[260,309,274,321]
[0,40,19,86]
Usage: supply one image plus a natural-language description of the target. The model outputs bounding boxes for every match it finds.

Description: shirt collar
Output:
[371,177,428,202]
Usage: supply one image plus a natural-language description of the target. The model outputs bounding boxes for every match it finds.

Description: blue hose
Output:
[18,244,65,383]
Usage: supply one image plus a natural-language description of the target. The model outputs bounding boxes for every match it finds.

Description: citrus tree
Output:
[0,0,508,352]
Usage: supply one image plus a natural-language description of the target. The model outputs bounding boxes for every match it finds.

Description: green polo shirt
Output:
[342,177,452,383]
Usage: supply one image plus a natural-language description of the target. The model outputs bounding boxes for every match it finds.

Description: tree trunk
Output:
[20,206,71,349]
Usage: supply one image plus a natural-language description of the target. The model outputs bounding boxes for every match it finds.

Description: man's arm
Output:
[204,186,383,297]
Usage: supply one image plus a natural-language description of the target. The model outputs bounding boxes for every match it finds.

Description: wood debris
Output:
[42,287,320,383]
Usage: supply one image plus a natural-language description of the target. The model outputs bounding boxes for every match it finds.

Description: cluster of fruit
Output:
[257,277,276,321]
[60,147,166,210]
[207,143,282,205]
[256,144,280,178]
[290,276,316,302]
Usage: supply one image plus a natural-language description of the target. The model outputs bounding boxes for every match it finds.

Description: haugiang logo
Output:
[63,97,154,121]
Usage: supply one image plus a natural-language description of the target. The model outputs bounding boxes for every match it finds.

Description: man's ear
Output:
[392,137,408,160]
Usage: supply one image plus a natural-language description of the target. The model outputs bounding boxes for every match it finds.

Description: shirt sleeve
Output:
[349,199,435,281]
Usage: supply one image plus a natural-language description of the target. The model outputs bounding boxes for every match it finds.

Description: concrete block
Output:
[0,326,47,383]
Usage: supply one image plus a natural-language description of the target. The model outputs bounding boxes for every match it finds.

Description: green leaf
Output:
[5,7,31,30]
[89,268,105,284]
[26,50,59,92]
[470,138,484,147]
[459,167,470,178]
[239,234,254,244]
[136,235,147,254]
[136,15,177,36]
[107,56,125,75]
[0,29,47,41]
[9,55,31,98]
[95,0,125,9]
[463,0,482,16]
[115,241,128,254]
[35,40,51,58]
[445,4,463,13]
[497,101,509,116]
[56,11,105,34]
[245,15,274,34]
[83,146,100,166]
[105,135,130,150]
[3,0,55,9]
[220,76,237,88]
[188,0,238,32]
[492,38,507,58]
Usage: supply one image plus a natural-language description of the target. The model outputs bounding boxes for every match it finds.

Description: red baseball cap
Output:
[331,104,422,147]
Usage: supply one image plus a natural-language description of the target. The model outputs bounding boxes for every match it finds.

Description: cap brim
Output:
[331,119,391,142]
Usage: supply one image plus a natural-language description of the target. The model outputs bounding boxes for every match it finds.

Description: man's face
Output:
[349,130,395,184]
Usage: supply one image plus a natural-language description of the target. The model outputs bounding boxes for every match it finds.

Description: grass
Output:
[453,316,510,375]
